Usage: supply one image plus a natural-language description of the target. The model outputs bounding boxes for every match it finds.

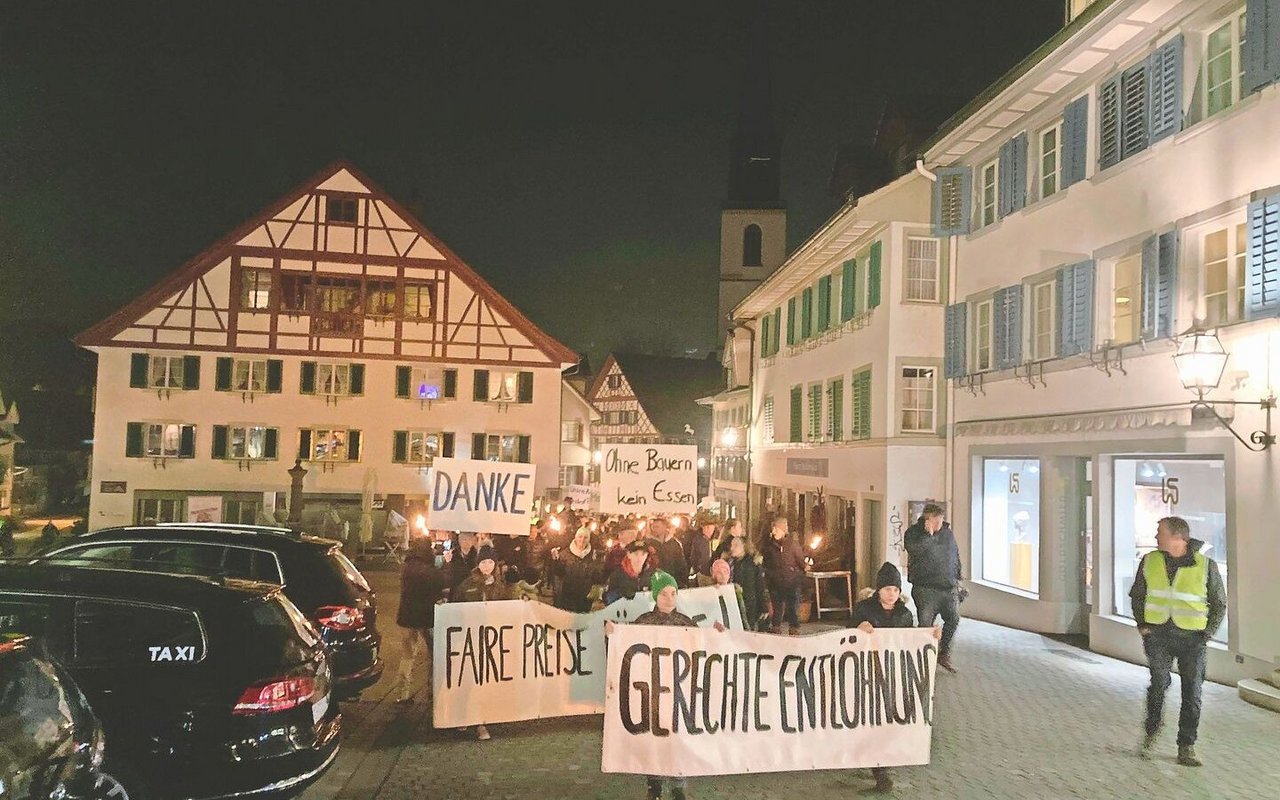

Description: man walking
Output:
[761,516,806,635]
[1132,516,1226,767]
[904,503,961,673]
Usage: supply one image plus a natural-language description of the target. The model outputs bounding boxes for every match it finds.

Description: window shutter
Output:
[393,431,408,463]
[830,380,844,440]
[1062,95,1089,188]
[349,364,365,396]
[841,260,856,321]
[997,135,1029,217]
[517,371,534,403]
[215,358,233,391]
[1120,62,1150,160]
[944,303,968,379]
[1246,193,1280,318]
[786,297,797,345]
[760,314,771,357]
[182,356,200,390]
[212,425,229,459]
[443,369,458,399]
[347,430,361,461]
[178,425,196,458]
[1140,234,1160,340]
[300,362,317,394]
[816,275,832,331]
[771,308,781,353]
[266,360,283,393]
[868,242,883,309]
[125,422,144,457]
[1139,233,1178,340]
[473,370,490,401]
[853,372,872,439]
[263,428,279,460]
[443,432,456,458]
[1057,260,1097,356]
[931,166,972,236]
[395,366,411,398]
[472,433,487,459]
[1244,0,1280,93]
[800,286,813,338]
[298,429,313,461]
[130,353,149,388]
[517,435,531,464]
[789,386,802,442]
[1147,35,1184,143]
[1098,75,1121,170]
[993,285,1025,369]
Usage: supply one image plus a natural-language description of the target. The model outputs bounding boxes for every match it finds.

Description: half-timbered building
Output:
[77,162,577,531]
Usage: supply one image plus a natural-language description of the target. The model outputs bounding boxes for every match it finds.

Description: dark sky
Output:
[0,0,1061,382]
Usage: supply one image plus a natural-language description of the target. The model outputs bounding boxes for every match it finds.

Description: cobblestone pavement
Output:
[299,565,1279,800]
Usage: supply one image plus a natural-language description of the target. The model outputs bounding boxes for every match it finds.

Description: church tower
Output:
[719,0,786,331]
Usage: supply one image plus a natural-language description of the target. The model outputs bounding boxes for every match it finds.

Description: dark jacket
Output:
[455,568,514,603]
[604,563,656,605]
[729,554,769,629]
[686,532,714,577]
[1129,539,1227,639]
[396,555,447,629]
[551,547,604,612]
[633,609,697,627]
[654,537,689,585]
[447,545,479,593]
[762,534,807,590]
[904,520,961,590]
[851,596,916,630]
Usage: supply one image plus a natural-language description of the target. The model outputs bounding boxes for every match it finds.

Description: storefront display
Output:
[980,458,1041,594]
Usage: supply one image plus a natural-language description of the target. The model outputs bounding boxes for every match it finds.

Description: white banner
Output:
[187,495,222,523]
[562,483,598,510]
[598,444,697,515]
[432,586,742,728]
[427,457,536,536]
[602,626,938,777]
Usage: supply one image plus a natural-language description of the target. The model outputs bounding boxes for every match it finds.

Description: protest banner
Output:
[427,457,536,536]
[562,483,598,510]
[598,443,697,515]
[433,585,742,728]
[602,626,937,777]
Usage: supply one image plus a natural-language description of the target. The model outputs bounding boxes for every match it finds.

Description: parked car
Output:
[0,635,126,799]
[37,524,382,697]
[0,563,341,800]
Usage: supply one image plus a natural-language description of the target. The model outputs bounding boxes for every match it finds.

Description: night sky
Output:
[0,1,1061,388]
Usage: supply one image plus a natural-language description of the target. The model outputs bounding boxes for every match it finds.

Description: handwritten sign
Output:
[598,444,697,515]
[562,483,598,510]
[602,626,938,777]
[428,457,536,536]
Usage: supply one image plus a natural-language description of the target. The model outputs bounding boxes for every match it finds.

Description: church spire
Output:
[725,0,782,210]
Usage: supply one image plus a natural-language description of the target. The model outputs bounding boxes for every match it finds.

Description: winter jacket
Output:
[653,537,688,584]
[447,546,479,594]
[851,596,916,630]
[686,532,714,577]
[762,535,807,590]
[904,520,961,590]
[454,568,514,603]
[1129,539,1227,640]
[396,555,447,629]
[633,609,698,627]
[604,563,656,605]
[729,555,769,630]
[552,547,604,613]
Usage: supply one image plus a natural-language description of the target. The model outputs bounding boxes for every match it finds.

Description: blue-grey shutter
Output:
[994,285,1024,369]
[944,303,968,379]
[1246,193,1280,318]
[1156,231,1178,336]
[1140,234,1161,340]
[1147,35,1184,143]
[1244,0,1280,93]
[1062,95,1089,188]
[1098,75,1121,170]
[998,133,1028,217]
[1120,62,1150,160]
[932,167,972,236]
[1057,260,1096,356]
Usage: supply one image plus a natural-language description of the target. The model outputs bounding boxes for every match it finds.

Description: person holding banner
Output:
[851,562,943,793]
[726,536,769,630]
[762,517,807,635]
[451,545,513,741]
[550,526,604,612]
[604,539,657,604]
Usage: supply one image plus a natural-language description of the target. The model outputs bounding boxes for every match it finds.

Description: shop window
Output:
[1112,457,1227,643]
[980,458,1041,594]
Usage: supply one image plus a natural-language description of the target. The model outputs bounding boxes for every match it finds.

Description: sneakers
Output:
[1177,745,1203,767]
[937,655,957,674]
[1139,731,1158,760]
[476,724,491,741]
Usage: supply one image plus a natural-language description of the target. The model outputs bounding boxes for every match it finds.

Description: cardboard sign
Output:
[432,585,742,728]
[428,457,536,536]
[562,483,598,510]
[602,626,938,777]
[598,444,697,515]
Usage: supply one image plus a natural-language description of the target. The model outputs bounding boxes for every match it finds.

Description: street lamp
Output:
[719,426,739,447]
[1173,328,1275,451]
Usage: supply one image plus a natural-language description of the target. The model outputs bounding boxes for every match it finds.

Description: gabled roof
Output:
[593,353,722,440]
[75,160,577,367]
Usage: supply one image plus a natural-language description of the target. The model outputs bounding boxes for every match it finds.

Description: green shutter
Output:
[125,422,144,457]
[182,356,200,390]
[300,362,317,394]
[393,431,408,463]
[472,432,487,459]
[443,369,457,399]
[178,425,196,458]
[852,371,872,440]
[473,370,490,401]
[298,429,313,461]
[868,242,882,309]
[347,430,362,461]
[266,360,283,393]
[211,425,229,459]
[442,432,455,457]
[130,353,149,388]
[771,308,781,353]
[395,366,411,398]
[760,315,771,357]
[800,287,813,339]
[841,260,856,322]
[830,380,844,440]
[817,275,832,331]
[263,428,279,459]
[349,364,365,396]
[786,297,797,345]
[517,435,531,464]
[215,358,233,391]
[517,371,534,403]
[789,386,802,442]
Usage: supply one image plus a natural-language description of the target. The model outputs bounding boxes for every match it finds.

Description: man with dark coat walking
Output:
[685,518,715,578]
[904,503,962,672]
[394,540,448,704]
[761,516,807,634]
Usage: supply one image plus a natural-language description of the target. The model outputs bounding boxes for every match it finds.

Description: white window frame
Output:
[317,363,352,397]
[484,433,522,463]
[1031,279,1057,361]
[233,359,268,393]
[899,366,937,433]
[241,268,272,311]
[1039,120,1063,200]
[404,430,443,465]
[973,299,994,372]
[1111,252,1142,344]
[488,371,520,403]
[228,425,272,460]
[1203,10,1247,119]
[149,356,185,389]
[144,423,187,458]
[1192,215,1248,326]
[561,421,584,443]
[410,366,451,401]
[980,159,999,228]
[308,428,353,462]
[904,237,940,302]
[762,395,774,444]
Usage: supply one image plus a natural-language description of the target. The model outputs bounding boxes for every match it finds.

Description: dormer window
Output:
[326,195,358,224]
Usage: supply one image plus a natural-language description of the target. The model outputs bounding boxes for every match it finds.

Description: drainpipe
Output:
[727,317,755,537]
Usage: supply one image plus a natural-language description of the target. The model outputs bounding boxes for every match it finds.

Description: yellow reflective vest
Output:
[1142,551,1210,631]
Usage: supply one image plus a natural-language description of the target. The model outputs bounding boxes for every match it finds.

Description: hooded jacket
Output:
[904,520,961,590]
[1129,538,1227,639]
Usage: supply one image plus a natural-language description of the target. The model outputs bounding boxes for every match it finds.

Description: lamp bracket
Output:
[1190,394,1276,452]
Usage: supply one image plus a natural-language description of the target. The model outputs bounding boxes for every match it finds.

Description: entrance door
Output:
[863,499,883,592]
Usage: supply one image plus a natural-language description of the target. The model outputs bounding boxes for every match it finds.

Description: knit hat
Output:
[477,545,497,564]
[710,559,731,584]
[874,562,902,591]
[649,570,679,601]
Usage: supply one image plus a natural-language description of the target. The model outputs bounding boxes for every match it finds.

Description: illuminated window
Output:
[228,426,271,460]
[365,281,397,317]
[233,359,268,393]
[904,238,940,301]
[318,364,352,396]
[1201,222,1247,326]
[973,299,994,371]
[900,367,936,433]
[149,356,185,389]
[1112,253,1141,343]
[404,283,435,321]
[1205,12,1247,118]
[240,269,273,311]
[1031,280,1056,360]
[146,423,187,458]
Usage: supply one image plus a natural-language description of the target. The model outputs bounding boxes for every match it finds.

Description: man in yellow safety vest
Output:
[1130,516,1226,767]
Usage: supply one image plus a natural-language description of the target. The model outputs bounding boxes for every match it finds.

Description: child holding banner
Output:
[851,562,942,793]
[451,545,513,740]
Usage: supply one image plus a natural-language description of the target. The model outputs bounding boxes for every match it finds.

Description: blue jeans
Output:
[1143,630,1206,746]
[913,586,960,658]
